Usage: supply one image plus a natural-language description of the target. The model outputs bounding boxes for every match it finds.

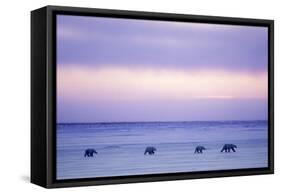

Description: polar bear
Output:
[84,148,98,157]
[194,146,206,154]
[144,146,157,155]
[220,144,237,152]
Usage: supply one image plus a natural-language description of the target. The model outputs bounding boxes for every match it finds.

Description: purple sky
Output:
[57,15,268,123]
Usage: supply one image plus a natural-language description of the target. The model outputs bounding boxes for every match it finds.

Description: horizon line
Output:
[57,119,268,125]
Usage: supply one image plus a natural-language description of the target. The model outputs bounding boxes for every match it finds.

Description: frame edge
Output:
[35,5,274,188]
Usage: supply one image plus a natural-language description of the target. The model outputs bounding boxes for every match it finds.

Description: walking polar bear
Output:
[221,144,237,152]
[84,148,98,157]
[144,146,157,155]
[194,146,206,154]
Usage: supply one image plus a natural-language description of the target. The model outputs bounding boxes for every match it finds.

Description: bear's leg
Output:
[231,147,236,152]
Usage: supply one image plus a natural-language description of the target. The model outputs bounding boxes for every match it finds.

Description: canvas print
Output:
[56,15,268,180]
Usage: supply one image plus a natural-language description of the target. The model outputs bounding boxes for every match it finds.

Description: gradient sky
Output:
[57,15,268,123]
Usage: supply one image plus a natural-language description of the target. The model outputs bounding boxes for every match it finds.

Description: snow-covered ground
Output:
[57,121,268,179]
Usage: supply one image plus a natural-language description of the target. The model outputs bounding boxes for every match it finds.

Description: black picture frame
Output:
[31,5,274,188]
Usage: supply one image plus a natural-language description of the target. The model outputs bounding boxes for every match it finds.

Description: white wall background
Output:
[0,0,279,193]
